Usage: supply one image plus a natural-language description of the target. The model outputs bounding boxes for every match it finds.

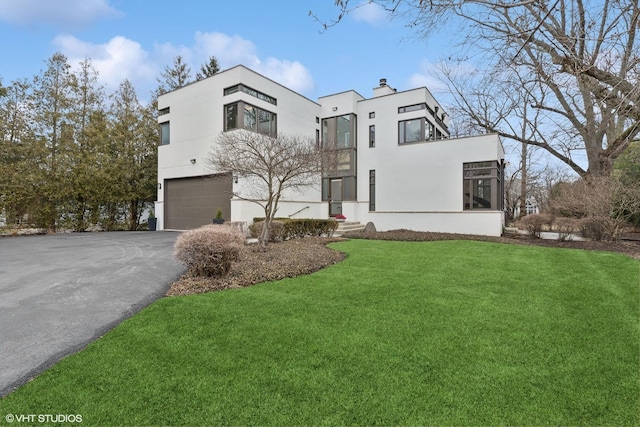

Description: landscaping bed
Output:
[167,236,346,296]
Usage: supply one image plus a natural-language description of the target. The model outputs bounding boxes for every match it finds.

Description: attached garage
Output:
[164,174,232,230]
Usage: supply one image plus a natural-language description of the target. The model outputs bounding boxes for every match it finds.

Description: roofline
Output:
[159,64,321,106]
[317,89,366,101]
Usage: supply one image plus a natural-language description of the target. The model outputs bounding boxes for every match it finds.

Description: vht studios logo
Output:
[5,414,83,423]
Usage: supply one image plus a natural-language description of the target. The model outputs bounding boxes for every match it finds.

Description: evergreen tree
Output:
[195,55,220,81]
[30,52,76,229]
[108,79,157,231]
[156,55,192,95]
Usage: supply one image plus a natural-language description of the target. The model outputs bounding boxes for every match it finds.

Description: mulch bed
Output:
[167,230,640,296]
[167,237,346,296]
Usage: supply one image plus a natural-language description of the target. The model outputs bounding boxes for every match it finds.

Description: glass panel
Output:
[337,115,351,148]
[160,122,170,145]
[225,104,237,131]
[369,170,375,211]
[402,119,422,143]
[337,151,351,171]
[322,117,335,148]
[343,176,356,200]
[224,85,239,95]
[330,179,343,216]
[473,179,492,208]
[257,109,271,135]
[369,125,375,147]
[321,178,329,201]
[243,104,256,130]
[427,122,435,140]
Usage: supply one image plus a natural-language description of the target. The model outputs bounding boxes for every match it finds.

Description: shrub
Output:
[516,213,553,238]
[553,217,579,241]
[283,219,338,239]
[174,224,245,277]
[250,219,338,241]
[578,216,608,240]
[249,220,286,242]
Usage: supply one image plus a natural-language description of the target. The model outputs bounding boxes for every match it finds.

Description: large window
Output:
[160,122,170,145]
[399,118,424,144]
[224,101,277,137]
[463,161,503,210]
[224,84,277,105]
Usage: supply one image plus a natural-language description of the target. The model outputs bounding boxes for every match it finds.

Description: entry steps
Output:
[335,221,365,235]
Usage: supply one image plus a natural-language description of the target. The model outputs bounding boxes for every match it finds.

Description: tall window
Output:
[322,114,357,202]
[369,170,376,211]
[369,125,375,148]
[224,101,277,137]
[463,161,503,210]
[160,122,170,145]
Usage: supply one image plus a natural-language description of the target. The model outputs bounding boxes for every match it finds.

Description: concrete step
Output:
[335,221,365,234]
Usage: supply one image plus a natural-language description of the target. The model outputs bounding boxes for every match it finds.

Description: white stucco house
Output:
[156,65,505,236]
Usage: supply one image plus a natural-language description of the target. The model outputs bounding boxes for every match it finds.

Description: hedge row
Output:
[516,213,625,241]
[250,218,339,242]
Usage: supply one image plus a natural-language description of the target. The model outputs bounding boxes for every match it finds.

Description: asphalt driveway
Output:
[0,231,184,397]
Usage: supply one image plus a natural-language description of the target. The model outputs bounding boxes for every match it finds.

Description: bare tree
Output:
[206,130,322,249]
[320,0,640,179]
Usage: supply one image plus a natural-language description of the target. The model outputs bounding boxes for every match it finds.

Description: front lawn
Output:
[1,240,638,426]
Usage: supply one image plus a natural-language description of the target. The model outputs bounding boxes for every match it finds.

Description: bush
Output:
[283,219,338,238]
[516,213,553,238]
[250,218,339,241]
[553,217,579,241]
[249,220,286,242]
[578,216,613,241]
[174,224,245,277]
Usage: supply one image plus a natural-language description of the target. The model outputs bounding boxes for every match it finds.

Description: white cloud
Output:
[194,32,259,68]
[53,31,315,101]
[254,58,315,94]
[406,60,453,95]
[351,1,388,26]
[54,34,156,95]
[193,31,315,94]
[0,0,120,27]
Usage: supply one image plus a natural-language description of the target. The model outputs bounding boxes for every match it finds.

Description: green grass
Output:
[1,240,639,426]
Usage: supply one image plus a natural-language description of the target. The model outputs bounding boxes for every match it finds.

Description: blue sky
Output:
[0,0,453,104]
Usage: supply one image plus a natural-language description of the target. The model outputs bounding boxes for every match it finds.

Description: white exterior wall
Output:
[157,67,505,236]
[156,66,321,230]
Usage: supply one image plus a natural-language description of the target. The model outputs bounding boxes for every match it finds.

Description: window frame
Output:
[398,118,425,144]
[159,121,170,145]
[223,84,277,105]
[463,161,503,211]
[224,101,277,137]
[369,124,375,148]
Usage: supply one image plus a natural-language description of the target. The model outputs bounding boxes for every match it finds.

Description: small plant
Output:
[174,224,244,277]
[149,209,155,219]
[335,214,346,220]
[213,208,224,224]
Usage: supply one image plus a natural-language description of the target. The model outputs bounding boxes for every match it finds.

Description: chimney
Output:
[373,78,395,97]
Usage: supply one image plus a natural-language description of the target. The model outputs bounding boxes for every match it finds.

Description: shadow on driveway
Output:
[0,231,185,397]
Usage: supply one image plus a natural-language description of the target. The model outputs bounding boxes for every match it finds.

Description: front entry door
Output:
[329,178,343,216]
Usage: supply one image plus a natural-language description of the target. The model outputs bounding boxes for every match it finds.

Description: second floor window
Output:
[224,101,277,137]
